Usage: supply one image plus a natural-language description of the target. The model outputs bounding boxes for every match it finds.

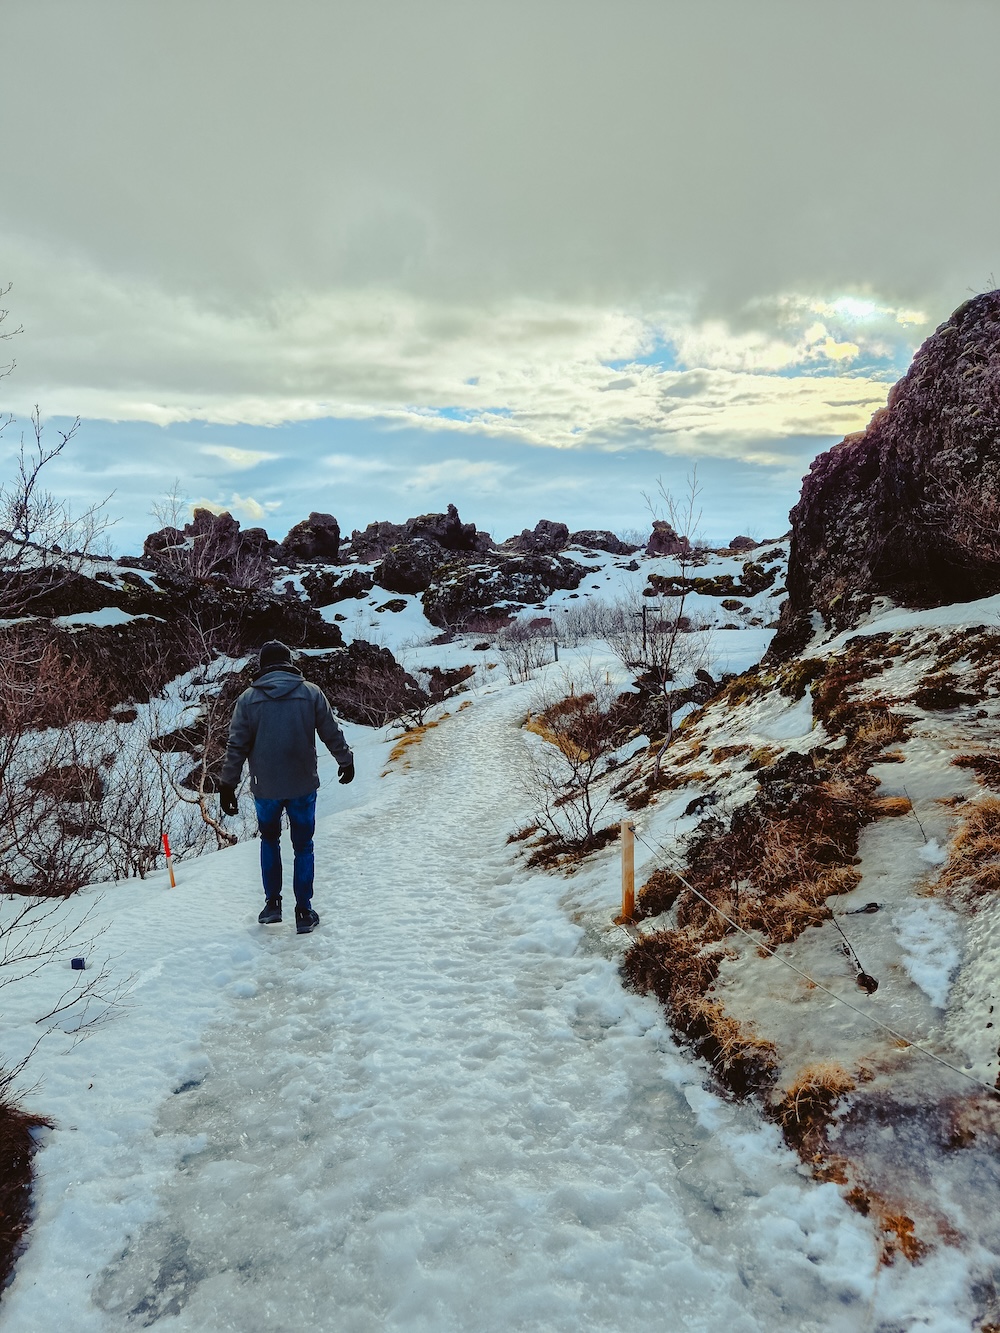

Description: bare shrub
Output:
[520,661,629,852]
[496,618,552,684]
[148,485,273,592]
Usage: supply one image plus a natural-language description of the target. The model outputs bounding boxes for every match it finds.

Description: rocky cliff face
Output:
[770,290,1000,658]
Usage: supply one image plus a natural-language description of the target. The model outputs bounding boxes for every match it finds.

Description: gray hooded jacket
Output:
[220,668,353,801]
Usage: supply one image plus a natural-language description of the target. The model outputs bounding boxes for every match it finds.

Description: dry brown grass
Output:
[621,929,779,1097]
[745,745,780,770]
[634,867,685,921]
[523,822,620,871]
[524,707,590,761]
[952,753,1000,787]
[774,1062,856,1157]
[842,1186,930,1263]
[0,1097,51,1290]
[710,743,750,765]
[940,797,1000,897]
[852,707,911,754]
[877,1213,930,1264]
[385,715,449,771]
[870,795,913,818]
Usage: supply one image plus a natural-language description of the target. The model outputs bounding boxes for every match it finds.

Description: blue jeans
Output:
[253,791,317,909]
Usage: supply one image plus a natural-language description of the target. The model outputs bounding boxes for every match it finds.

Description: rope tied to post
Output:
[623,826,1000,1100]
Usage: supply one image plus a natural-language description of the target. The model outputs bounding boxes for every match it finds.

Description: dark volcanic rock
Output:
[349,504,492,562]
[300,567,375,607]
[375,540,445,595]
[646,522,691,557]
[729,535,758,552]
[503,520,570,554]
[408,503,489,552]
[348,520,407,562]
[2,567,128,618]
[421,554,586,628]
[143,508,277,584]
[278,512,341,564]
[569,530,638,555]
[305,642,428,726]
[769,290,1000,658]
[0,584,343,730]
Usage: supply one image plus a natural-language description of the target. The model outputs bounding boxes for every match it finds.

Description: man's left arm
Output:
[313,687,354,780]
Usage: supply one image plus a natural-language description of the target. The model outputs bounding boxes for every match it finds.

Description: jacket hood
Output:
[250,668,306,700]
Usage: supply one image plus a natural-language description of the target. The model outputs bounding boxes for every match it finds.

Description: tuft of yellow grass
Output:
[776,1062,856,1147]
[871,795,913,818]
[387,716,447,768]
[940,796,1000,897]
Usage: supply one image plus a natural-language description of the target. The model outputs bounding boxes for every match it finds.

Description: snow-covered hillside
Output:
[4,536,999,1330]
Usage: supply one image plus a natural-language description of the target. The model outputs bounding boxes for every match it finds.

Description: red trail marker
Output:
[162,832,177,888]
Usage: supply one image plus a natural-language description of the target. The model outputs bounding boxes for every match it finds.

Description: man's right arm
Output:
[219,694,254,789]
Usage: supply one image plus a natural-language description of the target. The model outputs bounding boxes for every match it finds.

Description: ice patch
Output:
[756,693,814,741]
[895,900,962,1009]
[919,837,948,867]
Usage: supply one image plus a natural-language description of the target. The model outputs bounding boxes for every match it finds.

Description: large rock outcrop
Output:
[646,522,691,557]
[502,520,570,554]
[769,290,1000,658]
[143,508,275,586]
[420,554,587,628]
[277,512,341,564]
[349,504,493,562]
[569,530,639,555]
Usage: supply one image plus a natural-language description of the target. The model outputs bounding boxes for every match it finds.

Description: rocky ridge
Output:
[771,289,1000,658]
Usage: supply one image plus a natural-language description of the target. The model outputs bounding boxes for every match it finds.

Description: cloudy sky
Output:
[2,0,998,551]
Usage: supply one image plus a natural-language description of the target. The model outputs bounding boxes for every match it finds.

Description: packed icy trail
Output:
[2,682,981,1332]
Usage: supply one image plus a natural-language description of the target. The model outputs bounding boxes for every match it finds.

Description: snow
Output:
[895,901,963,1009]
[5,667,962,1333]
[820,590,1000,652]
[52,607,140,628]
[754,691,815,741]
[3,541,993,1330]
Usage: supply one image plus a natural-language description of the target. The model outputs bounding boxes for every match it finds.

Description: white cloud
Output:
[192,493,280,522]
[403,459,514,492]
[4,248,901,464]
[200,445,279,468]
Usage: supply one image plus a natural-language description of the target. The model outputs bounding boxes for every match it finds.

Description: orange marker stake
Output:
[162,832,177,888]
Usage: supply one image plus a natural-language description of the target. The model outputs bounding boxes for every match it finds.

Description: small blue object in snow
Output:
[71,957,86,970]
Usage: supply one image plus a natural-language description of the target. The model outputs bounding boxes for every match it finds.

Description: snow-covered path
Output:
[65,688,875,1332]
[11,682,966,1332]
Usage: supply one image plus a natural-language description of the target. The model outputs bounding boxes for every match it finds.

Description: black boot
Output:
[295,905,320,934]
[258,896,282,925]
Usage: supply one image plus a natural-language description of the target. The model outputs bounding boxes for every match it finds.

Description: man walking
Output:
[218,640,354,933]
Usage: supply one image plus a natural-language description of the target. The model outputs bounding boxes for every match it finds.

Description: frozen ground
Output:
[2,653,989,1332]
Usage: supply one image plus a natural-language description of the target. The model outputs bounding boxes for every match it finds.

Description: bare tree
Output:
[0,409,114,617]
[521,661,626,849]
[606,471,714,781]
[148,485,273,592]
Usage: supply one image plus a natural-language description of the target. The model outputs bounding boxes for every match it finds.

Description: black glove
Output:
[219,783,239,816]
[338,761,355,785]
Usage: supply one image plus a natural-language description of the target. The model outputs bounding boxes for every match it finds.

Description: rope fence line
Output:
[623,826,999,1100]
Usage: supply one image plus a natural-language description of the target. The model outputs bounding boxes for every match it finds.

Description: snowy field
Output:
[1,546,989,1330]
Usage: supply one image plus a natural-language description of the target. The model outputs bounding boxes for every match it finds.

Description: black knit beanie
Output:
[259,640,293,671]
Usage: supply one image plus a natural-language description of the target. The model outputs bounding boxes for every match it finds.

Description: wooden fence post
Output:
[620,819,635,922]
[162,832,177,888]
